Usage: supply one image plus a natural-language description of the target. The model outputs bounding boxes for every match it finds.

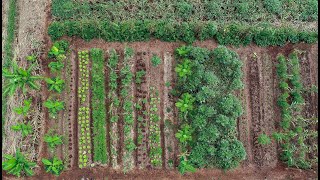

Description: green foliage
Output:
[135,70,146,84]
[178,155,196,175]
[258,133,271,145]
[48,20,318,45]
[44,99,64,118]
[175,93,195,113]
[42,157,64,176]
[2,149,36,177]
[174,46,245,171]
[11,122,33,138]
[90,48,107,164]
[151,55,161,67]
[175,124,193,144]
[2,62,43,95]
[46,77,65,93]
[13,98,32,117]
[44,132,63,149]
[175,59,192,78]
[263,0,282,15]
[48,40,69,58]
[49,61,64,73]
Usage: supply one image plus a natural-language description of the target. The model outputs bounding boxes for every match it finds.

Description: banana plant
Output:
[45,77,65,93]
[44,133,63,149]
[2,62,43,95]
[48,61,64,73]
[175,59,192,78]
[175,93,195,113]
[11,122,33,138]
[42,157,64,176]
[175,46,191,58]
[13,98,32,117]
[2,149,36,177]
[44,99,64,118]
[175,124,193,145]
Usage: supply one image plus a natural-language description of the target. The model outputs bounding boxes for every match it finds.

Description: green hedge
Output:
[48,20,318,46]
[90,48,108,164]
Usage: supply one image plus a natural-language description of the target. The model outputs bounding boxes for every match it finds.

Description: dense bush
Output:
[174,46,246,171]
[48,20,317,45]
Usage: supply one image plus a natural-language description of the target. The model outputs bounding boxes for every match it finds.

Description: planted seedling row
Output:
[77,50,92,168]
[121,47,136,172]
[107,49,120,169]
[134,52,149,168]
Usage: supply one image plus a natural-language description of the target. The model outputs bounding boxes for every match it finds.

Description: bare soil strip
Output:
[66,50,78,169]
[260,53,278,167]
[248,52,264,167]
[238,54,253,165]
[163,52,176,169]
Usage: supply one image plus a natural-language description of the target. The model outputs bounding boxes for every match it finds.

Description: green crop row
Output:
[174,46,246,174]
[51,0,317,23]
[48,20,317,46]
[149,86,162,167]
[108,49,120,168]
[2,0,18,140]
[271,52,317,169]
[90,48,108,164]
[121,47,136,172]
[77,50,92,168]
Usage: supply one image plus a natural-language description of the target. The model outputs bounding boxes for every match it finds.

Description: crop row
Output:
[90,48,108,164]
[77,50,92,168]
[121,47,136,172]
[108,49,120,169]
[48,20,318,45]
[149,86,162,167]
[261,52,317,169]
[51,0,317,24]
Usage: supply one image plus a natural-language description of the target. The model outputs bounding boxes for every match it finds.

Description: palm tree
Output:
[2,62,42,95]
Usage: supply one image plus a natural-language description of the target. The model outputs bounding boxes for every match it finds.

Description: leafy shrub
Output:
[2,149,36,177]
[46,77,65,93]
[44,133,63,149]
[151,55,161,67]
[175,59,192,78]
[263,0,282,15]
[49,61,65,73]
[42,157,64,176]
[175,93,195,113]
[13,98,32,116]
[11,122,33,137]
[178,155,196,175]
[176,2,193,20]
[2,62,42,95]
[44,99,64,118]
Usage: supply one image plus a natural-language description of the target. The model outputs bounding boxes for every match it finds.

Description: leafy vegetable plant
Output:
[44,99,64,118]
[44,133,63,149]
[11,122,33,138]
[42,157,64,176]
[151,55,161,67]
[2,149,36,177]
[175,93,195,112]
[48,61,64,73]
[46,77,65,93]
[2,62,42,95]
[13,98,32,117]
[175,59,192,78]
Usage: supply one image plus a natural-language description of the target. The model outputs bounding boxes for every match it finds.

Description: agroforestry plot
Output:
[2,0,318,179]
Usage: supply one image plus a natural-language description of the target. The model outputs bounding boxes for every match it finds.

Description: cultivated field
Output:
[2,0,318,179]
